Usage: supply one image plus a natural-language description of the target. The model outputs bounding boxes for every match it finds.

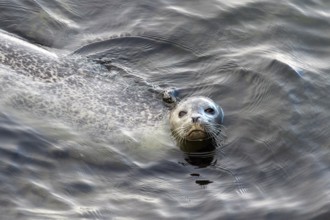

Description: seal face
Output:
[169,96,224,144]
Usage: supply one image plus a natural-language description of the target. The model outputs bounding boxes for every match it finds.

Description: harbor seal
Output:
[0,30,223,154]
[169,96,224,152]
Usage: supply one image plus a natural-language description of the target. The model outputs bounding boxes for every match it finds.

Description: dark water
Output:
[0,0,330,219]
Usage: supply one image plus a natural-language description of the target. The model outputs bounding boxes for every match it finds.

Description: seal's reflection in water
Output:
[179,138,217,168]
[179,139,245,189]
[179,139,226,187]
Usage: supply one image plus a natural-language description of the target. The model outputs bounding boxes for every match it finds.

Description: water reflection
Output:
[179,138,217,168]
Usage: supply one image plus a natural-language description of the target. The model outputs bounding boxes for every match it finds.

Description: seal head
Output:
[169,96,224,144]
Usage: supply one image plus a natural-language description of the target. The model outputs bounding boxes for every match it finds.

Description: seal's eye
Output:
[205,108,215,114]
[178,111,187,118]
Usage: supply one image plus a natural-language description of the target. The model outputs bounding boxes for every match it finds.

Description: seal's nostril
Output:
[192,116,200,123]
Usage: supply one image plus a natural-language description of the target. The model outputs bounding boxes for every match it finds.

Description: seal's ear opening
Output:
[162,88,179,109]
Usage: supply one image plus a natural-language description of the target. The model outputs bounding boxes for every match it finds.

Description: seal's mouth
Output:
[186,129,207,141]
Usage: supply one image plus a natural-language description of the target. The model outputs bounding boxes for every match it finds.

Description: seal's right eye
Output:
[178,111,187,118]
[205,108,215,114]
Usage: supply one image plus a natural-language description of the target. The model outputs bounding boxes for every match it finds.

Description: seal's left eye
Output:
[205,108,215,114]
[178,111,187,118]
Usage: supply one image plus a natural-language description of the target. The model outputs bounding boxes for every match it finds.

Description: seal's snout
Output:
[187,129,207,141]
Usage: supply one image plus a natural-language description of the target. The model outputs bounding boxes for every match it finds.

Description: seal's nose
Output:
[192,116,200,123]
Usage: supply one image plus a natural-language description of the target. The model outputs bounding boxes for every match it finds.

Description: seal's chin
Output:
[186,129,207,141]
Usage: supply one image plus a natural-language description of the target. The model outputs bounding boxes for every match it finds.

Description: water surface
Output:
[0,0,329,219]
